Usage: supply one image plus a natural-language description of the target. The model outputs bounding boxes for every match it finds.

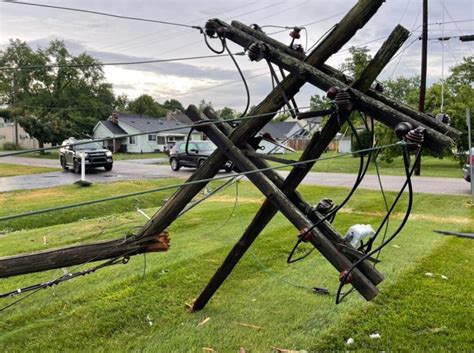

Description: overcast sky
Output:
[0,0,472,112]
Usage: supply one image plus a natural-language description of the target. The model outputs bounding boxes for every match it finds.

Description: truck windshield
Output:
[75,142,104,150]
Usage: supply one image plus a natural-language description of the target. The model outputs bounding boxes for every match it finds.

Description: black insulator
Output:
[374,82,384,92]
[394,122,414,140]
[326,86,339,99]
[315,198,334,215]
[289,27,301,39]
[436,113,451,125]
[250,23,263,32]
[205,20,217,37]
[247,42,266,62]
[293,44,304,53]
[405,126,425,147]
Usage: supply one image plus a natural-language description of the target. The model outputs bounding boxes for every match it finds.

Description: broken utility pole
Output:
[0,0,461,312]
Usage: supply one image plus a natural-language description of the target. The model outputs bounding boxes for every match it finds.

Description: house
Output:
[93,113,202,153]
[258,121,311,153]
[0,117,51,149]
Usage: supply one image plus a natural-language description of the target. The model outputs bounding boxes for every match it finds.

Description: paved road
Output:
[0,156,470,195]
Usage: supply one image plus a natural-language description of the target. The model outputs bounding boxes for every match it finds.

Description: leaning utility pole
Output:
[416,0,429,175]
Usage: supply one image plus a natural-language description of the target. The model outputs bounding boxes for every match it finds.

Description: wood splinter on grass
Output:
[202,348,216,353]
[236,322,264,330]
[197,317,210,327]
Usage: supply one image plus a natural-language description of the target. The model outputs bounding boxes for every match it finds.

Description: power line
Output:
[0,141,405,223]
[3,1,200,29]
[104,2,285,54]
[0,53,243,71]
[99,0,260,52]
[0,105,310,157]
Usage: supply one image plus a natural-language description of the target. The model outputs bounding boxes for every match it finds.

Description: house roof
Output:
[167,112,193,125]
[115,114,193,135]
[101,120,128,135]
[260,121,308,139]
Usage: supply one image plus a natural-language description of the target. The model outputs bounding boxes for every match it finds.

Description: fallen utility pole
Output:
[186,105,379,300]
[0,0,385,283]
[0,233,170,278]
[231,20,460,140]
[191,24,409,311]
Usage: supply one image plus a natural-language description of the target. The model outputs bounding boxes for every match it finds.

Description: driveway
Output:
[0,156,470,196]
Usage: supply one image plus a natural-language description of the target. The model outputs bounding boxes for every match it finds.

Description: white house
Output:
[93,113,202,153]
[258,121,311,153]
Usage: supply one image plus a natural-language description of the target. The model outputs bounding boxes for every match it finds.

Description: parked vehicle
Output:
[463,148,474,182]
[59,138,113,173]
[169,141,232,171]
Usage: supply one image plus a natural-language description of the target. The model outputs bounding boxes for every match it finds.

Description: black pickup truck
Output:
[59,138,113,173]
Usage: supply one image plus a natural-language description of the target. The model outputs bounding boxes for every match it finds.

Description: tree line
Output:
[1,39,472,161]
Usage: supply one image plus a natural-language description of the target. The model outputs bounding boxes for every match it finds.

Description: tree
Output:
[426,56,473,154]
[218,106,236,120]
[198,99,213,113]
[163,99,185,112]
[114,94,129,113]
[0,39,115,147]
[340,46,372,80]
[127,94,167,117]
[383,76,420,107]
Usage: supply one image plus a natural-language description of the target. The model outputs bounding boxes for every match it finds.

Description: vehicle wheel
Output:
[170,158,180,171]
[104,164,113,171]
[197,159,206,168]
[60,156,69,170]
[74,160,81,174]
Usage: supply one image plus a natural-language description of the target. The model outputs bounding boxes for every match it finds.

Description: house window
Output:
[148,134,156,141]
[129,136,136,144]
[157,136,166,144]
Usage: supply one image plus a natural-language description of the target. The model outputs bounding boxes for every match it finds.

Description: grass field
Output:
[0,179,472,352]
[271,151,462,178]
[0,163,59,177]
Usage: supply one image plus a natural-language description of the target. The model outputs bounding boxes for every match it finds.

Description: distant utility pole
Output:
[12,73,19,148]
[416,0,428,176]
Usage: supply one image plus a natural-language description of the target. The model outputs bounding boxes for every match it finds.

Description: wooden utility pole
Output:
[12,74,19,148]
[416,0,429,175]
[191,23,409,311]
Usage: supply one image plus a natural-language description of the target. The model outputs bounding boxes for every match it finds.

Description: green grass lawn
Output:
[0,163,59,177]
[272,151,463,178]
[0,180,472,352]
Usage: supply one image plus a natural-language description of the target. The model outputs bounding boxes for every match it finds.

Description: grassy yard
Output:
[272,151,462,178]
[0,163,59,177]
[0,180,472,352]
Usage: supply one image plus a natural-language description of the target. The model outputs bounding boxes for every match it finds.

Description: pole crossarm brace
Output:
[191,21,410,311]
[209,21,457,153]
[186,105,379,301]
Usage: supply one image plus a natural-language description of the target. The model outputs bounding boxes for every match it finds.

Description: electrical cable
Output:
[287,111,374,263]
[0,142,404,223]
[336,144,421,304]
[3,1,201,29]
[0,105,310,158]
[0,53,243,71]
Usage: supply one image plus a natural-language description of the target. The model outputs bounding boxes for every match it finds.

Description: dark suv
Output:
[60,138,113,173]
[169,141,232,171]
